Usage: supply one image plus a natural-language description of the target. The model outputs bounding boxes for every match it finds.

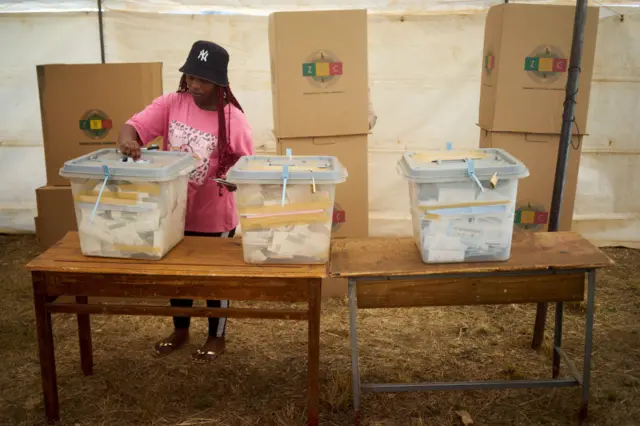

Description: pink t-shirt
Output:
[126,92,254,233]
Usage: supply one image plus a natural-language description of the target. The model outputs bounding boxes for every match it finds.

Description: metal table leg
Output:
[553,301,564,378]
[348,279,362,425]
[580,269,596,421]
[347,269,595,422]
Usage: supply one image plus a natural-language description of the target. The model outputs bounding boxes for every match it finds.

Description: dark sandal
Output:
[191,338,225,362]
[154,332,188,357]
[192,348,221,362]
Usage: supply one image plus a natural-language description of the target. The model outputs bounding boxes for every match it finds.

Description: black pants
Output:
[172,229,236,337]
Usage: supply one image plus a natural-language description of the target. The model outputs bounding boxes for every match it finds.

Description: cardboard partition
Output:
[269,9,369,138]
[276,134,369,238]
[479,129,582,232]
[37,62,164,186]
[323,277,348,299]
[35,186,77,249]
[479,4,599,134]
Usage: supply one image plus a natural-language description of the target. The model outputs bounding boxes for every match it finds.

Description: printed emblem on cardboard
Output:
[524,45,568,84]
[514,203,549,231]
[332,201,346,231]
[79,110,113,140]
[302,50,343,89]
[484,52,495,77]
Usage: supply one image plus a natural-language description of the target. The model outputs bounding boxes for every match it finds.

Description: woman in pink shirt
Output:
[119,41,254,362]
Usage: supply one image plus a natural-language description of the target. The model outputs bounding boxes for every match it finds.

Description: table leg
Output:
[348,279,361,426]
[76,296,93,376]
[532,302,548,350]
[307,278,321,426]
[553,301,564,378]
[580,269,597,421]
[33,276,59,423]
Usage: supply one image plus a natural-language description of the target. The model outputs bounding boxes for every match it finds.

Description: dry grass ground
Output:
[0,234,638,426]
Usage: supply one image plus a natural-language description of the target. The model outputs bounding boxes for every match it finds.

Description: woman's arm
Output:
[119,94,172,159]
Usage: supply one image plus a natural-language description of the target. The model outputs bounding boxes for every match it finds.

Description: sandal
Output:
[192,337,225,362]
[153,331,189,357]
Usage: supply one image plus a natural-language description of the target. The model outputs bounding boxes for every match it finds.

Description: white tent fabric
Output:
[1,1,638,14]
[1,1,640,247]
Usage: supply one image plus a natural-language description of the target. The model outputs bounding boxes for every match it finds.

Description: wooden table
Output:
[26,232,326,425]
[330,232,613,424]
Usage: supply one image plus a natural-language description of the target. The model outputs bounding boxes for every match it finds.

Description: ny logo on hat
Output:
[198,49,209,62]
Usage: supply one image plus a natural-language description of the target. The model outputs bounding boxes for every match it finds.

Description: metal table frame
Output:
[347,268,597,424]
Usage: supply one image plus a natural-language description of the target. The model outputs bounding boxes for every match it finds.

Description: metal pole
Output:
[532,0,589,350]
[97,0,106,64]
[552,301,564,378]
[580,270,597,421]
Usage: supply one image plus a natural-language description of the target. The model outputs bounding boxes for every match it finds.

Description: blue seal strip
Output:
[90,165,110,223]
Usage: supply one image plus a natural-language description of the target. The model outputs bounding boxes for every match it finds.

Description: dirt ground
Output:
[0,234,638,426]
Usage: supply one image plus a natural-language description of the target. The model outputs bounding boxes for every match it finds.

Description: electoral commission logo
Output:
[79,110,112,140]
[332,202,346,231]
[524,45,568,84]
[514,203,549,231]
[484,53,495,77]
[302,50,343,89]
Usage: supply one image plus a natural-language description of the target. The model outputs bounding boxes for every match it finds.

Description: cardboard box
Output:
[479,4,599,134]
[35,186,77,248]
[322,277,347,299]
[277,134,369,238]
[479,129,582,231]
[269,9,369,138]
[38,63,164,186]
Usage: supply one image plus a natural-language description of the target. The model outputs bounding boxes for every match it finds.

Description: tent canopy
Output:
[1,0,640,247]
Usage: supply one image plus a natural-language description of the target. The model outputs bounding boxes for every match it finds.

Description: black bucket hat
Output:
[179,40,229,87]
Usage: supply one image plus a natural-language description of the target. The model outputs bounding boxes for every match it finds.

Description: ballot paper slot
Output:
[265,159,331,169]
[430,159,468,165]
[411,150,489,163]
[120,157,151,164]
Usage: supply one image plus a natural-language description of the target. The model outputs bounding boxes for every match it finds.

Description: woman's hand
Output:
[118,124,142,160]
[120,139,141,160]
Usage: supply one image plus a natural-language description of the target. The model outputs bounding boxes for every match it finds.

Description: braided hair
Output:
[178,74,244,194]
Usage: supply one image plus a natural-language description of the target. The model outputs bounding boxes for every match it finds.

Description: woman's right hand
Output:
[120,139,141,160]
[118,124,142,160]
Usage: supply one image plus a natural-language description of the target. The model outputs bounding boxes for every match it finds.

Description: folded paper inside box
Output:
[411,178,517,263]
[236,183,334,264]
[73,176,187,260]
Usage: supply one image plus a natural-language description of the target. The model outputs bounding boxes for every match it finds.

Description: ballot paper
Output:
[72,175,189,260]
[400,148,528,264]
[411,178,518,263]
[237,183,334,264]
